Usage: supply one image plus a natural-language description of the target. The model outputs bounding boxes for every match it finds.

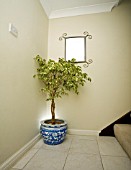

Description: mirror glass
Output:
[65,37,86,63]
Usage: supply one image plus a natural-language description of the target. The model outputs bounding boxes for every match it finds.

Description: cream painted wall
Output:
[0,0,48,165]
[48,0,131,131]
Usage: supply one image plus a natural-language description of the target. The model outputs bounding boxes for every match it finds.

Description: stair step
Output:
[114,124,131,159]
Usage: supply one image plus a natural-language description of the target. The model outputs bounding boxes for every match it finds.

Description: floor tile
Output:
[11,135,131,170]
[69,139,100,155]
[64,152,103,170]
[97,137,128,157]
[12,148,38,169]
[23,166,47,170]
[23,167,47,170]
[42,136,72,152]
[32,138,43,149]
[71,134,97,140]
[23,149,68,170]
[101,155,131,170]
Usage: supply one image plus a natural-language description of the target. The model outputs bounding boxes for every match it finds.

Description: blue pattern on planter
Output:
[40,120,67,145]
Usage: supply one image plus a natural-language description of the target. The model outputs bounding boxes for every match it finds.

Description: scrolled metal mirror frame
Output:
[59,31,93,67]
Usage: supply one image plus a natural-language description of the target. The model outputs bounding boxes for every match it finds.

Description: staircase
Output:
[99,111,131,159]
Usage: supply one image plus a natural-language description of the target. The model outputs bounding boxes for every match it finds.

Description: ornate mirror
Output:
[59,31,93,67]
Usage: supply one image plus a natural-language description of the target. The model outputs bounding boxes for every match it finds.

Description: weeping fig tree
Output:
[33,55,91,125]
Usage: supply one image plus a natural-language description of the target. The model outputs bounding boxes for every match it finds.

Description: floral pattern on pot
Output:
[40,120,67,145]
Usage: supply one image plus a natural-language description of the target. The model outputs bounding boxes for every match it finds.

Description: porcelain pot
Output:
[40,119,67,145]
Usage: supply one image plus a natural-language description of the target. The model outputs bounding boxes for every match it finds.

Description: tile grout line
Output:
[14,140,43,170]
[62,137,73,170]
[22,143,44,170]
[23,150,40,169]
[99,154,130,158]
[96,137,105,170]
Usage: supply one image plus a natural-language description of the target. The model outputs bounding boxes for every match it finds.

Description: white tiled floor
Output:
[10,135,131,170]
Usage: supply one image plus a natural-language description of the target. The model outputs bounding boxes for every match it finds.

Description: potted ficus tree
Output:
[33,55,91,145]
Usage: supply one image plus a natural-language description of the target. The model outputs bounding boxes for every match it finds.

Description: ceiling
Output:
[40,0,120,19]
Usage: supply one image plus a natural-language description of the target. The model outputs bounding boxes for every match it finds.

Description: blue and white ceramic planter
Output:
[40,119,67,145]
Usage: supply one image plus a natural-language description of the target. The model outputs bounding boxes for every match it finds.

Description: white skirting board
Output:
[0,134,41,170]
[68,129,101,136]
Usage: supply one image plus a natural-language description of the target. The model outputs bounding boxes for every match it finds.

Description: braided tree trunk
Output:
[51,99,55,124]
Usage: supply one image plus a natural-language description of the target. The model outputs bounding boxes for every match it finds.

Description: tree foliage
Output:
[33,55,91,124]
[34,55,91,101]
